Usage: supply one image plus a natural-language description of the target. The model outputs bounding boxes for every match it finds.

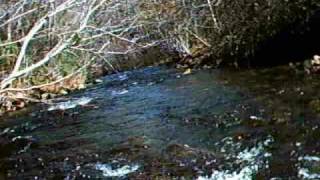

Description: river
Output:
[1,66,320,179]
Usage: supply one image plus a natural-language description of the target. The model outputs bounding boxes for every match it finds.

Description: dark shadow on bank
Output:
[247,10,320,67]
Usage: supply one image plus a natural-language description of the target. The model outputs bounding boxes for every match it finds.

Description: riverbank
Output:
[1,0,319,115]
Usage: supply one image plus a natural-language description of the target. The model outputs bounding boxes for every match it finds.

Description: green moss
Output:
[0,39,19,67]
[56,51,80,76]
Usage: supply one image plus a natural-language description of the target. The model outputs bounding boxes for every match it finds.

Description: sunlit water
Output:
[1,66,320,179]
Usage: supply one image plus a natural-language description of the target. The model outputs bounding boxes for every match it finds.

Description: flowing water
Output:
[1,66,320,179]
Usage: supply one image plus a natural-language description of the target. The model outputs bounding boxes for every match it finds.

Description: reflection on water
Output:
[1,66,320,179]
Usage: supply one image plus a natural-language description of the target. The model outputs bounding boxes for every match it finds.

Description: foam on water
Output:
[298,155,320,162]
[48,97,92,111]
[197,165,259,180]
[298,168,320,179]
[111,89,129,96]
[95,163,139,177]
[0,128,10,136]
[298,155,320,179]
[118,74,128,81]
[197,137,273,180]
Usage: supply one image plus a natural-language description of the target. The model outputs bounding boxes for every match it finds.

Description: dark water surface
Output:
[1,66,320,179]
